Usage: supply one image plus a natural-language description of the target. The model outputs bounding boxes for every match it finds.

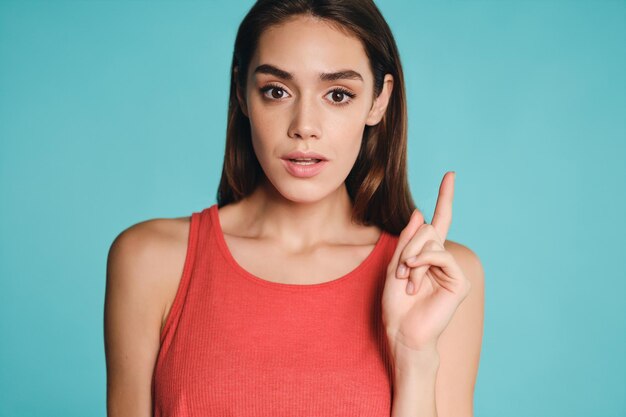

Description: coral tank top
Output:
[151,204,400,416]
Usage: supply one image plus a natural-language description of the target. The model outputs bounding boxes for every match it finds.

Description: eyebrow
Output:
[253,63,363,82]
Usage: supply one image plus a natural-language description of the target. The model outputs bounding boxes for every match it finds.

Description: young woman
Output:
[104,1,484,416]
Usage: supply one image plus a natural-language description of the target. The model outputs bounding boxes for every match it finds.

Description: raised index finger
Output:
[431,171,455,243]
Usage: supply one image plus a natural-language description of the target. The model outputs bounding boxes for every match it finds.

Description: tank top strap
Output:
[382,231,400,267]
[157,208,204,346]
[193,205,217,264]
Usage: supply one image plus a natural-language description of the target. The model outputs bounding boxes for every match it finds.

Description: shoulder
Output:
[104,216,192,412]
[434,239,484,416]
[106,216,192,329]
[108,216,191,272]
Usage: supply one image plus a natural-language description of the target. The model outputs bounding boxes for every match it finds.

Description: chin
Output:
[278,181,350,206]
[278,187,328,205]
[259,163,346,204]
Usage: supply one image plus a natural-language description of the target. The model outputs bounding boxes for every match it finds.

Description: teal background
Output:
[1,1,624,416]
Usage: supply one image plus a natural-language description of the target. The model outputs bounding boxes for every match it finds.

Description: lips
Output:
[281,158,328,178]
[281,150,328,161]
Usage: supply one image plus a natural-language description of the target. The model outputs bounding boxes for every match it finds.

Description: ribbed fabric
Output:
[151,204,399,416]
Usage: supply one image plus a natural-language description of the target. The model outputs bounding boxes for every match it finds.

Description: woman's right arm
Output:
[104,220,185,417]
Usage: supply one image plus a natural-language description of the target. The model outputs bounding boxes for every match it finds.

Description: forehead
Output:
[251,15,371,81]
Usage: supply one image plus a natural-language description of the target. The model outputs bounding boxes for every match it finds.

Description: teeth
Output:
[290,159,319,165]
[289,158,321,164]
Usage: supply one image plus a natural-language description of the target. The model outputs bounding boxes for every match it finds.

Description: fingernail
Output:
[406,281,414,294]
[397,264,407,277]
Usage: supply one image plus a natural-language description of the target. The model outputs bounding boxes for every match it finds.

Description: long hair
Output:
[216,0,418,235]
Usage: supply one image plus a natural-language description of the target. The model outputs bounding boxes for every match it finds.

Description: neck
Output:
[233,177,359,253]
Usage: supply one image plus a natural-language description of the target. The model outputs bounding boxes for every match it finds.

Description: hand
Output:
[382,171,471,355]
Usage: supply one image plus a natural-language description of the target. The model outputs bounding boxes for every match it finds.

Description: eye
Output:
[259,83,357,106]
[259,83,291,100]
[325,88,356,106]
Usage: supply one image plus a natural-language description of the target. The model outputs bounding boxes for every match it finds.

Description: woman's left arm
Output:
[383,172,485,417]
[435,242,484,417]
[389,242,484,417]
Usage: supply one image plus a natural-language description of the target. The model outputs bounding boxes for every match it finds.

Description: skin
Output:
[229,14,394,250]
[385,172,481,416]
[104,14,484,417]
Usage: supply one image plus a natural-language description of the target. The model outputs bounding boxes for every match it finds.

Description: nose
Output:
[287,95,321,140]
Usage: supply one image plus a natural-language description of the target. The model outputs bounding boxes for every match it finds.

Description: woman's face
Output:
[238,14,393,204]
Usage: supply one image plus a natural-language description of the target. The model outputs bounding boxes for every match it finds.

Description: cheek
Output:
[248,109,281,161]
[249,105,277,138]
[333,112,368,151]
[337,132,366,172]
[326,106,372,159]
[250,135,277,172]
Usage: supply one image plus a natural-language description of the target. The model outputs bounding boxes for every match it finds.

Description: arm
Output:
[104,219,187,416]
[435,242,484,417]
[390,347,440,417]
[389,241,485,417]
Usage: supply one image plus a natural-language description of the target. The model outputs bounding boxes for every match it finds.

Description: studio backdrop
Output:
[0,1,624,416]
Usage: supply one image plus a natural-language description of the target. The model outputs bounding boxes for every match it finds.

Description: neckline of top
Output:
[207,203,389,290]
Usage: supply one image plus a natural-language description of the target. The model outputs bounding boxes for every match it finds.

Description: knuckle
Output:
[409,265,424,279]
[398,246,414,264]
[424,239,439,250]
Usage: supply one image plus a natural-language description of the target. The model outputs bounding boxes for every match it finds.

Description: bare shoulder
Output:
[104,215,192,415]
[109,215,191,261]
[436,239,485,417]
[107,215,192,331]
[111,215,191,251]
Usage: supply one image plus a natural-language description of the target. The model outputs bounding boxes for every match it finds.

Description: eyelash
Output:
[259,83,356,106]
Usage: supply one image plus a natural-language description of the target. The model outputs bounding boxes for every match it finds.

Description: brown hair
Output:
[216,0,417,235]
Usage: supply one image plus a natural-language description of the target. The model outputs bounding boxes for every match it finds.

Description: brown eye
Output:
[270,88,285,99]
[325,88,356,106]
[260,84,356,106]
[260,84,290,101]
[331,91,345,102]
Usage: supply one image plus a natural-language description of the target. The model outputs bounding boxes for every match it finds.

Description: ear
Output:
[365,74,394,126]
[233,66,249,118]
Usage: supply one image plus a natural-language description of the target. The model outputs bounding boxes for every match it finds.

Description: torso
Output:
[156,205,384,332]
